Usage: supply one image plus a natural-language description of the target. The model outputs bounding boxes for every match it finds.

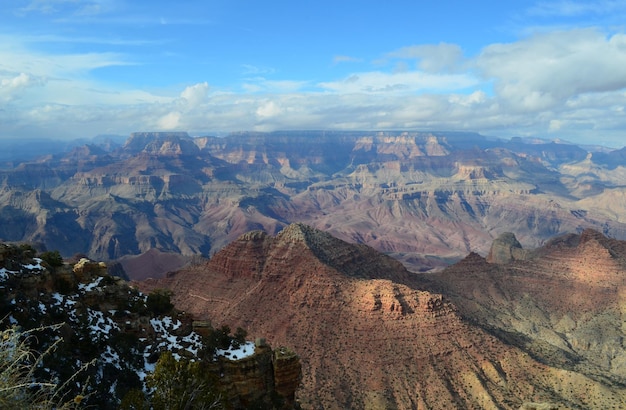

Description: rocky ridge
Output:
[140,223,626,409]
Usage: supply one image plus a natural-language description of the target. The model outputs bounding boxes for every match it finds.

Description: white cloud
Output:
[386,43,464,73]
[527,0,626,17]
[0,72,46,99]
[475,29,626,111]
[241,77,309,93]
[158,111,181,130]
[256,100,281,118]
[241,64,276,75]
[180,82,209,108]
[18,0,113,16]
[333,55,363,64]
[0,36,132,78]
[1,22,626,147]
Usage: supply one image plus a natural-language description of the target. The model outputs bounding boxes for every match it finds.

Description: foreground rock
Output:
[140,223,626,409]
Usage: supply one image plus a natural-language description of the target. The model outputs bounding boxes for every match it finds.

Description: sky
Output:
[1,0,625,147]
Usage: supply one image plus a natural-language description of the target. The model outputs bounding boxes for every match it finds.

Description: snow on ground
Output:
[87,308,119,339]
[0,267,12,281]
[23,258,43,271]
[216,341,256,361]
[102,345,122,370]
[139,343,156,382]
[0,259,44,280]
[149,316,204,359]
[78,276,103,292]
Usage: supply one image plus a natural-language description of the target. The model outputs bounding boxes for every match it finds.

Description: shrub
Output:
[146,289,174,315]
[146,351,224,410]
[40,250,64,269]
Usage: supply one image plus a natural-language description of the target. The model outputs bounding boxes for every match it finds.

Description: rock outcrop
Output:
[213,343,301,409]
[486,232,529,263]
[0,242,300,410]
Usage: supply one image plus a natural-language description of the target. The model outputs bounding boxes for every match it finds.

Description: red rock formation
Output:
[140,224,626,409]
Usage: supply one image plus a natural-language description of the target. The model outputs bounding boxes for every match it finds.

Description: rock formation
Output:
[139,223,626,409]
[486,232,529,263]
[426,228,626,392]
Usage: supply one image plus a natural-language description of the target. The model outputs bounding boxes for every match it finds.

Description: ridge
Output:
[139,226,626,409]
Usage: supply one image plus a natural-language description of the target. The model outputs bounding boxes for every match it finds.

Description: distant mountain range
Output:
[1,130,626,277]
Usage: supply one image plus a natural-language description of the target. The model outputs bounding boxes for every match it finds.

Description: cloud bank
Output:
[0,24,625,146]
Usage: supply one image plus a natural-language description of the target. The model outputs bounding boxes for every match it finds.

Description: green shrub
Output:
[40,250,64,268]
[146,289,174,315]
[146,351,224,410]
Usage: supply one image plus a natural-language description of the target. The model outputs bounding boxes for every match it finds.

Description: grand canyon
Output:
[2,131,626,275]
[2,131,626,408]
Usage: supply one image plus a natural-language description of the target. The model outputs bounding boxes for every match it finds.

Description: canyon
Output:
[1,131,626,277]
[2,130,626,408]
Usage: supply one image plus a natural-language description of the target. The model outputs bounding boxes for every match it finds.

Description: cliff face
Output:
[211,343,301,409]
[140,223,626,409]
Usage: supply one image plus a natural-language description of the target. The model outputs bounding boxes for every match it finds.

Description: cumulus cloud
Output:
[158,111,182,130]
[0,73,46,103]
[2,23,626,147]
[180,82,209,108]
[1,72,45,90]
[256,100,282,118]
[475,29,626,111]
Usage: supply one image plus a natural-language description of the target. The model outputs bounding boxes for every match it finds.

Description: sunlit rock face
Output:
[139,224,626,409]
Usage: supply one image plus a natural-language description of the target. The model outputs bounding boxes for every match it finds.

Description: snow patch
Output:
[78,276,103,292]
[216,341,256,361]
[87,308,119,338]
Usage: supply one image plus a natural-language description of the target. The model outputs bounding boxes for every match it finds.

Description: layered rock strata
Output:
[140,223,626,409]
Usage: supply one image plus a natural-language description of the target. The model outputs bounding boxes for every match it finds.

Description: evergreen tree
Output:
[146,351,224,410]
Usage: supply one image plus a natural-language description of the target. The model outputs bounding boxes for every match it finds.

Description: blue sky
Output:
[1,0,626,147]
